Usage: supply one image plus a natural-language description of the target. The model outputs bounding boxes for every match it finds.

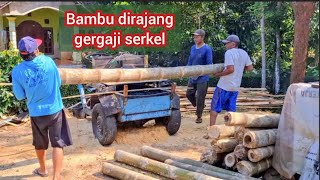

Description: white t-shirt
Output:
[217,48,252,91]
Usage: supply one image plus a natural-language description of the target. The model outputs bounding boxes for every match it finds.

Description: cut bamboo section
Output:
[224,112,280,128]
[101,162,157,180]
[211,138,239,153]
[140,146,256,179]
[207,125,237,140]
[224,152,238,168]
[236,158,273,176]
[165,159,244,180]
[243,129,277,148]
[248,146,275,162]
[59,64,224,84]
[234,144,249,160]
[114,150,217,180]
[200,148,226,164]
[234,127,265,142]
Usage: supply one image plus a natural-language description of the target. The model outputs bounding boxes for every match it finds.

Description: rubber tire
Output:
[166,110,181,135]
[92,103,117,146]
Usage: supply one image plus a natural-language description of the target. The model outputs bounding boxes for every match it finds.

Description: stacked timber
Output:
[176,86,284,112]
[200,112,286,179]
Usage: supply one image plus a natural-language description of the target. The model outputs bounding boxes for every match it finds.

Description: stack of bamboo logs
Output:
[101,146,260,180]
[175,86,284,112]
[201,112,284,178]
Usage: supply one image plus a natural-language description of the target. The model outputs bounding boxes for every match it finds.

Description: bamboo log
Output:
[224,152,238,168]
[248,146,275,162]
[234,144,249,160]
[236,158,273,176]
[59,64,224,84]
[234,127,265,142]
[207,125,237,140]
[114,150,217,180]
[224,112,280,128]
[101,162,157,180]
[211,138,239,153]
[165,159,244,180]
[140,146,257,179]
[243,129,277,148]
[200,148,226,164]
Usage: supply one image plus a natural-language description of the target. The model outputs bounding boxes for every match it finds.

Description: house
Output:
[0,1,79,61]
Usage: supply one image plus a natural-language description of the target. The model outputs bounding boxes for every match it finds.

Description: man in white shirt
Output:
[210,35,254,126]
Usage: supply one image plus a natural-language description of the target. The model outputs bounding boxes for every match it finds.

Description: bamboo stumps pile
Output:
[201,112,283,178]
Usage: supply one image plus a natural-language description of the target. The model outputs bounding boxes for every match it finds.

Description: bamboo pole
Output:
[140,146,256,179]
[234,127,265,142]
[200,148,225,165]
[236,158,273,176]
[114,150,217,180]
[101,162,157,180]
[224,152,238,168]
[248,146,274,162]
[165,159,243,180]
[211,138,239,153]
[207,125,237,140]
[234,144,249,160]
[224,112,280,128]
[59,64,224,84]
[243,129,277,148]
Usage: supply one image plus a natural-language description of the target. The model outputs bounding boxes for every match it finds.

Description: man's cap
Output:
[18,36,42,55]
[221,35,240,44]
[193,29,206,36]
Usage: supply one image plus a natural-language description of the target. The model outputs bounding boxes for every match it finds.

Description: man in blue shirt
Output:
[186,29,213,123]
[12,36,72,179]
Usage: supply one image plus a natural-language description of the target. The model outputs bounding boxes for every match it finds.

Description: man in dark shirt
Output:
[186,29,213,123]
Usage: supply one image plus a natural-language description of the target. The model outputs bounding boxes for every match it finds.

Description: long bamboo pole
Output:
[59,64,224,84]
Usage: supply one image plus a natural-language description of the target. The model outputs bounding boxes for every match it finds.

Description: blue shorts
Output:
[211,86,238,113]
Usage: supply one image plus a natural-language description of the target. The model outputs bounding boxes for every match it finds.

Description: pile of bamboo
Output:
[175,86,284,113]
[101,146,259,180]
[201,112,285,179]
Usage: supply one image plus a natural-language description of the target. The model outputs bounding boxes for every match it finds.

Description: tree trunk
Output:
[274,2,281,94]
[58,64,224,84]
[200,148,226,165]
[261,5,267,88]
[290,2,316,84]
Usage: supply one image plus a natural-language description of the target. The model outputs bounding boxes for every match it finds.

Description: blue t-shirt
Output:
[187,44,213,83]
[12,54,64,117]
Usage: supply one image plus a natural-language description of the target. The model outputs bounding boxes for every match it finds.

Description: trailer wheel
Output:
[166,110,181,135]
[92,103,117,146]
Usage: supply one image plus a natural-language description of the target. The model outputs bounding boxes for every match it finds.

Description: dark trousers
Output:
[186,82,208,118]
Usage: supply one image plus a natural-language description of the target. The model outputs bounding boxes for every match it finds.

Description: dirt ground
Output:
[0,111,240,179]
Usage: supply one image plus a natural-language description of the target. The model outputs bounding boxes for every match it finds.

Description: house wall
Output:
[15,8,59,58]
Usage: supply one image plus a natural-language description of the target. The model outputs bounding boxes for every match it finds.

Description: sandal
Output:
[195,118,202,123]
[33,168,49,177]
